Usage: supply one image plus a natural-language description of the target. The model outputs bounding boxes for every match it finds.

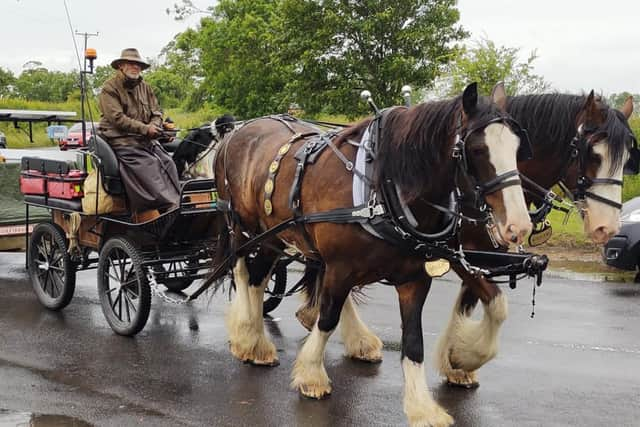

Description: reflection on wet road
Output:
[1,252,640,426]
[0,410,93,427]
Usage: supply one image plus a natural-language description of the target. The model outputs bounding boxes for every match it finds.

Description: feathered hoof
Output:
[345,336,384,364]
[445,369,479,389]
[244,357,280,367]
[291,359,332,400]
[407,404,454,427]
[229,336,279,367]
[298,383,332,400]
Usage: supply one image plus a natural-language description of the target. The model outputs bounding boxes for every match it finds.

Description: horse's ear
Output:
[582,90,602,124]
[620,95,634,119]
[462,82,478,115]
[490,81,507,112]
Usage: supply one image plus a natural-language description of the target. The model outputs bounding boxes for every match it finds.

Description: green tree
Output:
[144,66,190,108]
[0,67,16,98]
[88,65,115,94]
[280,0,466,116]
[159,29,207,110]
[14,67,78,102]
[608,92,639,114]
[195,0,292,118]
[446,38,549,97]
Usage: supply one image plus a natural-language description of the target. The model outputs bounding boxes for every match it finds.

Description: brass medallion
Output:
[424,258,451,277]
[528,224,553,246]
[278,143,292,155]
[269,161,280,174]
[264,179,274,195]
[264,199,273,215]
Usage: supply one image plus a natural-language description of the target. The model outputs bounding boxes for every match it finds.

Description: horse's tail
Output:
[196,215,235,297]
[294,262,325,331]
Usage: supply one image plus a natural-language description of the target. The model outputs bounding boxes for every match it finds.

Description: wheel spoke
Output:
[123,290,138,314]
[109,257,121,282]
[111,290,122,313]
[41,270,50,294]
[50,271,62,298]
[50,252,63,267]
[123,291,132,322]
[118,250,129,282]
[36,241,48,260]
[48,265,64,272]
[118,291,123,321]
[105,286,119,296]
[123,279,140,298]
[45,235,54,261]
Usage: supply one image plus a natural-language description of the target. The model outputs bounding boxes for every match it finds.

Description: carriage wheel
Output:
[97,236,151,336]
[263,260,288,315]
[28,222,76,310]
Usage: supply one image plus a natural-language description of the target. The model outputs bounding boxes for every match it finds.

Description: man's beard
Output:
[123,70,140,79]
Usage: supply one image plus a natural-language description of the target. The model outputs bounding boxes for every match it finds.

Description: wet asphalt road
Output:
[1,251,640,427]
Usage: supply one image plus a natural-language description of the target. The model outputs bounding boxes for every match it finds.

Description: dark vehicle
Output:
[59,122,98,150]
[603,196,640,277]
[0,130,6,148]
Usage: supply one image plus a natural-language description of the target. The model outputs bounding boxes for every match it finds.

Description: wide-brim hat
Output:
[111,48,150,70]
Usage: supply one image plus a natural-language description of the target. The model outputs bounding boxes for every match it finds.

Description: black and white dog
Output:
[172,114,235,178]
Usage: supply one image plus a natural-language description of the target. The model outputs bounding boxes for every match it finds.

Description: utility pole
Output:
[75,31,99,143]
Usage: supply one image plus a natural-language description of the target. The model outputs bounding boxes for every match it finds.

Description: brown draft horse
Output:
[309,92,636,396]
[433,92,635,388]
[212,83,532,426]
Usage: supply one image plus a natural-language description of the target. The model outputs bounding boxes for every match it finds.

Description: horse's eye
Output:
[589,150,602,164]
[470,146,487,156]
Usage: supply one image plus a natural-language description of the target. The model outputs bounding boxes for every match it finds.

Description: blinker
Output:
[624,134,640,175]
[516,128,533,161]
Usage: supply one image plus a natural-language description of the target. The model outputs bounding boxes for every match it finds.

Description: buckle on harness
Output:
[352,204,385,219]
[544,189,557,204]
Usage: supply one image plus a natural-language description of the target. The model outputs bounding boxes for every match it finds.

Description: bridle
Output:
[412,114,532,247]
[558,124,640,211]
[454,115,532,212]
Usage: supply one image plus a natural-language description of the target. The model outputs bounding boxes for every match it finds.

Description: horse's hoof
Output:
[299,384,331,400]
[445,379,479,389]
[245,358,280,367]
[349,354,383,364]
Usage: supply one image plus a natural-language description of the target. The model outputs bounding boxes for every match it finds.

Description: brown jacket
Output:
[98,71,162,146]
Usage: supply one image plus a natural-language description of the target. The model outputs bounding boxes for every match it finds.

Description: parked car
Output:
[59,122,99,150]
[603,196,640,279]
[0,130,6,148]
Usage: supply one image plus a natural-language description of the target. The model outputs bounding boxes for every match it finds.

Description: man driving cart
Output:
[97,48,180,222]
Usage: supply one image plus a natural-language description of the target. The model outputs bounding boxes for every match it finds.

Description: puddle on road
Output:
[0,410,92,427]
[548,259,636,283]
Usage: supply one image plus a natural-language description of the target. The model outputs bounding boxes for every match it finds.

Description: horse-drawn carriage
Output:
[20,131,288,336]
[18,80,640,426]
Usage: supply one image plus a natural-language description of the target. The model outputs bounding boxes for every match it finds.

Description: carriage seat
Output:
[88,135,124,195]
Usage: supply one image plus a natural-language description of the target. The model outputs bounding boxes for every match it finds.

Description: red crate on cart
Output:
[19,170,47,195]
[47,170,87,199]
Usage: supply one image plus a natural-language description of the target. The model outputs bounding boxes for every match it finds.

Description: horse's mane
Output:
[507,94,631,175]
[368,96,506,202]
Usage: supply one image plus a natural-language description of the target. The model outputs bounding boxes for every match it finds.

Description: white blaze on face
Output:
[484,124,532,244]
[583,142,625,243]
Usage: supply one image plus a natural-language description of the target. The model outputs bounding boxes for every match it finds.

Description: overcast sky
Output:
[0,0,637,95]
